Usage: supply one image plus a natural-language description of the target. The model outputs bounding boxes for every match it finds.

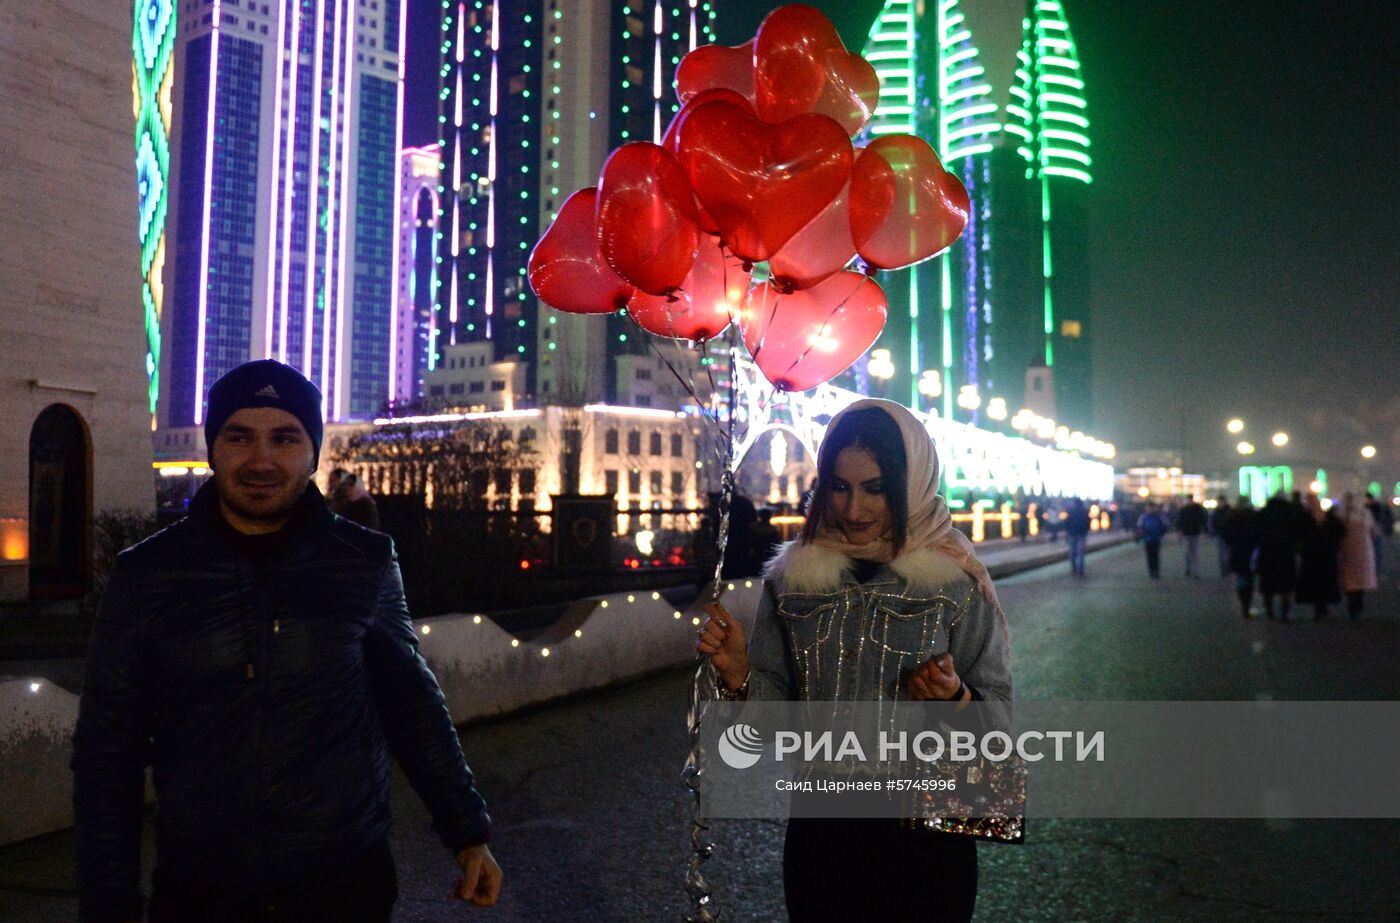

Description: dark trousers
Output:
[1144,540,1162,577]
[783,818,977,922]
[149,840,397,923]
[1067,534,1088,574]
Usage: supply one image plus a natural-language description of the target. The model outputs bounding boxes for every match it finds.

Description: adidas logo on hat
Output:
[253,384,280,399]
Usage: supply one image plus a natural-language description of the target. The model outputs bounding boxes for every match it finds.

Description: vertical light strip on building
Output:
[861,2,922,406]
[321,0,347,404]
[388,0,408,401]
[276,0,305,361]
[653,0,663,142]
[192,0,223,425]
[689,0,697,50]
[263,1,288,357]
[133,0,176,424]
[484,1,499,339]
[303,0,327,375]
[332,0,356,420]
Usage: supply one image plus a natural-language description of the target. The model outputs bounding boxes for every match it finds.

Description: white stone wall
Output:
[0,1,155,600]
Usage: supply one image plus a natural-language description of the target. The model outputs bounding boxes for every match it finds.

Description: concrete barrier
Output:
[419,580,764,724]
[0,677,79,844]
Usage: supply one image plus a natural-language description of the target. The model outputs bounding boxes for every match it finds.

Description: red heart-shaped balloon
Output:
[742,270,887,392]
[596,142,701,295]
[753,4,878,135]
[849,134,970,271]
[628,236,749,342]
[529,187,634,314]
[676,100,852,264]
[767,181,856,291]
[661,89,751,236]
[676,39,756,108]
[815,47,879,135]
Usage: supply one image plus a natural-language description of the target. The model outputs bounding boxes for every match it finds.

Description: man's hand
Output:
[452,844,502,907]
[906,652,964,702]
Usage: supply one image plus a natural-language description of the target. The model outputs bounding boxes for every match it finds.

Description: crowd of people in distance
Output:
[1130,491,1393,621]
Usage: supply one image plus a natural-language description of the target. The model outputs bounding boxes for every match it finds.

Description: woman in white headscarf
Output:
[697,398,1015,922]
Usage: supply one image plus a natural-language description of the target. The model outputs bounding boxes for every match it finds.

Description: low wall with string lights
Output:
[417,581,764,724]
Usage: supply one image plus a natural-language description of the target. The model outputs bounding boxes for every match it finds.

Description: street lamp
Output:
[986,397,1008,421]
[917,369,942,399]
[1271,432,1289,447]
[1361,445,1377,460]
[867,349,895,395]
[956,385,981,411]
[1237,441,1256,455]
[1227,418,1245,434]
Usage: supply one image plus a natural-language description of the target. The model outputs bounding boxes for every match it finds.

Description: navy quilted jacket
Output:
[72,482,490,922]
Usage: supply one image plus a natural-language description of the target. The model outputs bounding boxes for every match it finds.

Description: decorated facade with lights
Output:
[433,0,716,407]
[161,0,406,427]
[133,0,177,428]
[396,144,443,403]
[861,0,1094,429]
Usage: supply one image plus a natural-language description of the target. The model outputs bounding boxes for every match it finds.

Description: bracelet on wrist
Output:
[717,668,751,701]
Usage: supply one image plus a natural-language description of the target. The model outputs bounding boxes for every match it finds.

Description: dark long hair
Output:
[800,407,909,554]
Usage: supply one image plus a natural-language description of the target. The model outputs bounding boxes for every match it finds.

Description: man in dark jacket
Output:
[72,360,500,923]
[1063,497,1093,576]
[1176,496,1207,579]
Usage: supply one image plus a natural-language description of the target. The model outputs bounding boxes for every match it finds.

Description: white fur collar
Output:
[763,541,967,597]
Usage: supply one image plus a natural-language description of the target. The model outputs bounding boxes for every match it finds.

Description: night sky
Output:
[403,0,1400,479]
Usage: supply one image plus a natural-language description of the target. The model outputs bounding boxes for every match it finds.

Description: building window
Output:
[627,430,641,455]
[1061,319,1083,338]
[605,470,619,494]
[628,470,642,493]
[670,433,682,457]
[650,471,663,494]
[520,470,536,495]
[670,471,684,496]
[491,380,506,392]
[635,368,651,380]
[494,471,512,494]
[449,383,465,395]
[469,381,485,393]
[636,395,651,407]
[430,385,444,396]
[649,432,662,456]
[605,429,619,454]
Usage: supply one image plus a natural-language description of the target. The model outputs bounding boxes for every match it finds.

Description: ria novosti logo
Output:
[717,724,765,769]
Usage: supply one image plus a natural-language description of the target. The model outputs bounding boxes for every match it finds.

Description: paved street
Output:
[3,538,1398,921]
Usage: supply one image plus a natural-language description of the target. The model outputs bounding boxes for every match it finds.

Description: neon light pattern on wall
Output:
[132,0,175,423]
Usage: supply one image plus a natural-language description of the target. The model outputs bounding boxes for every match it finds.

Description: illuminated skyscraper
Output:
[435,0,716,407]
[394,143,442,404]
[862,0,1093,428]
[161,0,408,427]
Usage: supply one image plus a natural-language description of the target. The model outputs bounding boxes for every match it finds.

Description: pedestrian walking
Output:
[1207,495,1232,578]
[1176,495,1207,578]
[1296,494,1343,620]
[72,360,501,923]
[1222,497,1259,617]
[1136,503,1169,578]
[1064,497,1092,576]
[696,398,1017,922]
[1339,493,1380,618]
[1255,493,1300,621]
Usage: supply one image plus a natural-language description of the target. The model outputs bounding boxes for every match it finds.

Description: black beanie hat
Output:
[204,360,324,468]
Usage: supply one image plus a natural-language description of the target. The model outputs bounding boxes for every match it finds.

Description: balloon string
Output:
[748,285,783,364]
[683,325,739,923]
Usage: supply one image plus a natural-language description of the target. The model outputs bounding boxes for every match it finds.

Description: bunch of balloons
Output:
[528,3,970,393]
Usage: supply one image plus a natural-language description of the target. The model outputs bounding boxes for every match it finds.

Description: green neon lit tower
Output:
[861,0,1092,427]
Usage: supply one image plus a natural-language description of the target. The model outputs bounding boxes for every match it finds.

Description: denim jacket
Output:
[746,541,1013,704]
